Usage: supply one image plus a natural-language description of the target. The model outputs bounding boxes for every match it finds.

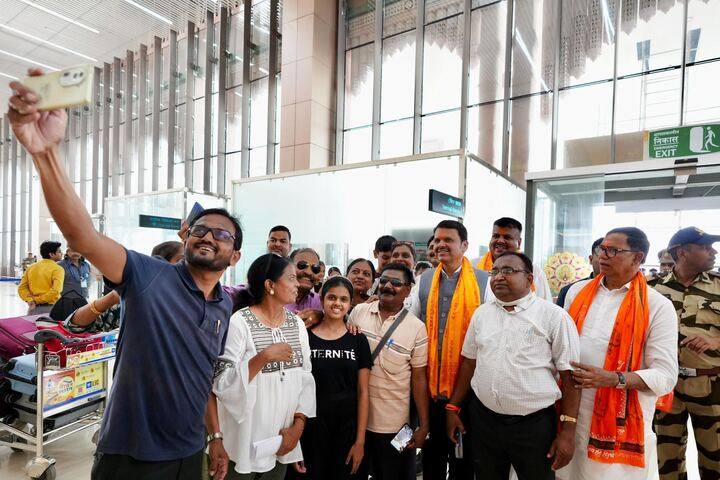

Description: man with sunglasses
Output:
[7,81,242,479]
[348,262,430,480]
[286,248,324,314]
[446,252,580,479]
[652,227,720,480]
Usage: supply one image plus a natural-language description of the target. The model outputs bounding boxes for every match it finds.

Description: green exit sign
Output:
[139,214,182,230]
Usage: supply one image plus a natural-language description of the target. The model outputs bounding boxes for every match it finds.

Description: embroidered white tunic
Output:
[213,307,316,474]
[556,278,678,480]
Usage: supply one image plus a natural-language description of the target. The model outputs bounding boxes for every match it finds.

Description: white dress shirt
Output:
[484,263,553,303]
[556,278,678,480]
[461,292,580,416]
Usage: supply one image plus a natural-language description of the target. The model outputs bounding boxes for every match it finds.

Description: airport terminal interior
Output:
[0,0,718,479]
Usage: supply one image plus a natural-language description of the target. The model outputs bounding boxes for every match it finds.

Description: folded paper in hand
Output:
[252,435,283,460]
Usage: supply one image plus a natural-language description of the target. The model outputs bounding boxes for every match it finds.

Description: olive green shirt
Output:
[651,270,720,369]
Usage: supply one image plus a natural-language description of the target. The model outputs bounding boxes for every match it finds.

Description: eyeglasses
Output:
[296,260,322,275]
[188,225,236,243]
[596,245,638,258]
[378,276,410,288]
[488,267,529,277]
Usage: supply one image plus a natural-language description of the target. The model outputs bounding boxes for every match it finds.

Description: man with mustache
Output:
[652,227,720,480]
[557,227,677,480]
[349,263,430,480]
[286,248,323,314]
[446,252,580,479]
[7,74,242,479]
[407,220,489,479]
[476,217,553,302]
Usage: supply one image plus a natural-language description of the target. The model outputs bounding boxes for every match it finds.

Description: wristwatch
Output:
[559,415,577,424]
[615,372,627,389]
[207,432,223,443]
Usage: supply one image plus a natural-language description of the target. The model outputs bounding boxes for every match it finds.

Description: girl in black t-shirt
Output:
[292,276,372,479]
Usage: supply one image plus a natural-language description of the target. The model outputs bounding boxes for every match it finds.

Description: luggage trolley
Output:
[0,327,117,479]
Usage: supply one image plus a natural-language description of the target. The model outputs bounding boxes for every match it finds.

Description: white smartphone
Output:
[22,65,94,111]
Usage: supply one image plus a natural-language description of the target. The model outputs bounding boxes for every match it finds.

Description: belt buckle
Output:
[679,367,697,377]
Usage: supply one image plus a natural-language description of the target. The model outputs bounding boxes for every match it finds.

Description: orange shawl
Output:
[477,251,536,291]
[427,257,480,399]
[567,272,649,468]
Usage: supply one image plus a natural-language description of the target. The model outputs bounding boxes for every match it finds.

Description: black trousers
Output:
[468,393,556,480]
[91,450,204,480]
[364,430,415,480]
[423,397,474,480]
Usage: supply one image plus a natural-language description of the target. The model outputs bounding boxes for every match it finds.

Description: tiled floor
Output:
[0,283,704,479]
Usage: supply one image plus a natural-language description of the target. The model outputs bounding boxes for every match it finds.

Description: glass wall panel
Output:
[250,78,269,149]
[467,102,503,169]
[347,0,375,49]
[249,146,267,177]
[379,118,413,159]
[226,86,243,152]
[383,0,416,38]
[193,98,204,159]
[251,0,271,81]
[194,29,206,99]
[560,0,615,87]
[684,61,720,124]
[614,70,681,134]
[469,1,507,105]
[616,0,683,77]
[381,31,416,122]
[343,126,373,164]
[557,82,612,168]
[421,109,461,152]
[426,0,463,23]
[228,10,245,88]
[344,44,375,129]
[511,0,557,97]
[423,15,464,114]
[509,93,552,182]
[686,0,720,64]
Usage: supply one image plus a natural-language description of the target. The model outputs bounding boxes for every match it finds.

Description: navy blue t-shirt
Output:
[97,250,232,461]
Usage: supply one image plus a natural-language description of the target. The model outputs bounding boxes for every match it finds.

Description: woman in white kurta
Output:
[557,276,678,480]
[213,253,316,479]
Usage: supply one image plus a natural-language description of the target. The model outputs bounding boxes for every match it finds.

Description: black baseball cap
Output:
[668,227,720,250]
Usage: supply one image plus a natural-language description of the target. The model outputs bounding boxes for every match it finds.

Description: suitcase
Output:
[9,393,103,431]
[0,315,38,360]
[3,353,37,396]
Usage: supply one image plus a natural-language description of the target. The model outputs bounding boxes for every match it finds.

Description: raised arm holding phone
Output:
[8,69,242,480]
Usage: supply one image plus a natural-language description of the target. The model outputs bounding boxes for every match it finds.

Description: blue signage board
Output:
[139,214,182,230]
[428,189,465,218]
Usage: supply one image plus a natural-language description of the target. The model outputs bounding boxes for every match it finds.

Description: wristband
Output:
[445,403,461,414]
[293,413,307,423]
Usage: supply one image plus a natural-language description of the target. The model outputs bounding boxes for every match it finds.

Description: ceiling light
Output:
[0,71,19,80]
[122,0,173,25]
[0,49,59,71]
[0,25,97,62]
[18,0,99,34]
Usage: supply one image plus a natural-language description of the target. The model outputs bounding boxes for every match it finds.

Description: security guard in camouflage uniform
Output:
[653,227,720,480]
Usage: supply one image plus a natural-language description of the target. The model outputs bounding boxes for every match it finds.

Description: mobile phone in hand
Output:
[22,65,93,111]
[391,423,414,452]
[454,431,463,459]
[187,202,204,224]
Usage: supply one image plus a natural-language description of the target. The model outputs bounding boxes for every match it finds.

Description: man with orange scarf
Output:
[476,217,553,302]
[557,227,678,480]
[407,220,489,479]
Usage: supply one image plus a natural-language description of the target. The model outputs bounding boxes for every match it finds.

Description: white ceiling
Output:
[0,0,235,111]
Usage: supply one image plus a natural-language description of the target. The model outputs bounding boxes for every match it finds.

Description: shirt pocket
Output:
[198,316,224,355]
[696,299,720,326]
[378,347,410,375]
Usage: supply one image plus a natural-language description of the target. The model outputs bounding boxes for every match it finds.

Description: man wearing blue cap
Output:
[652,227,720,480]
